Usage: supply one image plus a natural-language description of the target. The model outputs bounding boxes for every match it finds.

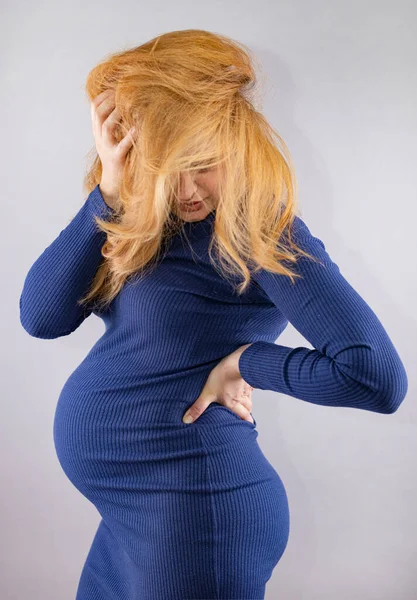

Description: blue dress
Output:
[19,185,408,599]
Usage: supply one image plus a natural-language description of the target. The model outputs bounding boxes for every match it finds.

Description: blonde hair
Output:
[80,29,319,312]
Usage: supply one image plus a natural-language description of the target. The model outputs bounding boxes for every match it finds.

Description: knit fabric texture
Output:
[19,184,408,599]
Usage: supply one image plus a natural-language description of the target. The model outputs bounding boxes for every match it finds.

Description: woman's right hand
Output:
[90,89,136,209]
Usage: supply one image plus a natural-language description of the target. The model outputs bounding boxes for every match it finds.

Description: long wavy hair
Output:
[79,29,319,313]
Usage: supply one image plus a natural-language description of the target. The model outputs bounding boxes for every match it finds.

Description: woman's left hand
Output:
[182,343,255,424]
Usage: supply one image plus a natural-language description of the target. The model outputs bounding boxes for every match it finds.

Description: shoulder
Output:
[252,213,338,289]
[278,213,330,267]
[285,213,323,247]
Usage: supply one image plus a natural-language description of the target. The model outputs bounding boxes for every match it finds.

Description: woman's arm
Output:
[238,215,408,414]
[19,184,116,339]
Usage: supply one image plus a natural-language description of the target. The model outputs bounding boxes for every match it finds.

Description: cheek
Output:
[206,176,220,194]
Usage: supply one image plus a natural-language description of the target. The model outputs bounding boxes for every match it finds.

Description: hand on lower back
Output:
[182,344,255,424]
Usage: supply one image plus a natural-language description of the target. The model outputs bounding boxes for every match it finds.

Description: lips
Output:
[181,200,203,206]
[181,201,203,212]
[179,197,207,212]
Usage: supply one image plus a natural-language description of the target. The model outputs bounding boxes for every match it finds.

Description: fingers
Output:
[98,101,120,147]
[234,383,254,411]
[182,389,217,423]
[91,90,136,156]
[91,90,123,146]
[228,382,254,422]
[115,126,136,158]
[182,375,255,426]
[102,107,119,144]
[183,389,254,425]
[90,89,114,139]
[228,398,254,423]
[90,89,137,191]
[183,399,254,424]
[182,400,211,424]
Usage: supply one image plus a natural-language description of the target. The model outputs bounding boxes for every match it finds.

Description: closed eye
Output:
[189,161,215,172]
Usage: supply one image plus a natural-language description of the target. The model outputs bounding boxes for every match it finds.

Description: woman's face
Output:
[174,165,223,222]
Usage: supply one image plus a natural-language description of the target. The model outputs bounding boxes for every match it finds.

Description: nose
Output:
[178,172,198,202]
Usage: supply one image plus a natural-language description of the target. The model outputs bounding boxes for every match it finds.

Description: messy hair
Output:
[79,29,318,312]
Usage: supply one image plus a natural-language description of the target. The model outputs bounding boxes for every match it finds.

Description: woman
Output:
[19,30,408,599]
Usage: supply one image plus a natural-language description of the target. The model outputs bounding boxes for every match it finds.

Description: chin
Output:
[181,211,209,221]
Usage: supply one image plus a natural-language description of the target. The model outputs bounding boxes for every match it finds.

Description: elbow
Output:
[377,386,408,414]
[20,322,59,340]
[346,344,409,415]
[19,294,52,339]
[19,295,81,339]
[20,310,61,339]
[374,363,409,414]
[20,315,78,339]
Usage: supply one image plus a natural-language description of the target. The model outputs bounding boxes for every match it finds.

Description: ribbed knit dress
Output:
[19,184,408,600]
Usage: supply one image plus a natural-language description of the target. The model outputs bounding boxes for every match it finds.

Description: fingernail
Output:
[183,414,193,424]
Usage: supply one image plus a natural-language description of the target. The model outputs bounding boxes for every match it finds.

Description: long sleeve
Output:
[19,184,116,339]
[238,215,408,414]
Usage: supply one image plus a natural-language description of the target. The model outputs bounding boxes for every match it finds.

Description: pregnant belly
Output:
[53,376,278,510]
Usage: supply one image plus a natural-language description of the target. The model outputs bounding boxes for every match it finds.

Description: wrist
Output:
[234,343,253,377]
[98,182,119,210]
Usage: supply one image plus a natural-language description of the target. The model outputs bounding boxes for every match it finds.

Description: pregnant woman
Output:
[19,30,408,600]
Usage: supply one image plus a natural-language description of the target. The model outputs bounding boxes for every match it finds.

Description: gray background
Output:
[3,0,416,598]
